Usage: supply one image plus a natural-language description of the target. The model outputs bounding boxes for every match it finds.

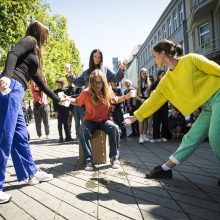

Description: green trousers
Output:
[170,89,220,165]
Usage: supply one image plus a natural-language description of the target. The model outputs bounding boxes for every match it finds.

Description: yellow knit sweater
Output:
[134,53,220,122]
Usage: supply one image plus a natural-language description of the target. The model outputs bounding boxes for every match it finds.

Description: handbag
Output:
[34,101,42,108]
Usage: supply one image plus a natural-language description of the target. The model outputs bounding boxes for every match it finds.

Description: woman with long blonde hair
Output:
[70,69,133,171]
[136,68,152,143]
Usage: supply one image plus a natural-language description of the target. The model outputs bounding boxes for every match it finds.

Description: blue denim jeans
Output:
[0,79,37,190]
[79,120,119,163]
[73,106,84,137]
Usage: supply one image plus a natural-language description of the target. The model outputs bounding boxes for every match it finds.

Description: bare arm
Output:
[70,97,77,105]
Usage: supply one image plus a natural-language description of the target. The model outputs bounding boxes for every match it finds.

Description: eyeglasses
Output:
[94,80,103,85]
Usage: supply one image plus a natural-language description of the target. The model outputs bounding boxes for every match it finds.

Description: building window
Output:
[151,40,153,49]
[194,0,206,7]
[138,57,141,69]
[146,48,148,61]
[179,2,184,25]
[180,41,184,54]
[154,35,157,44]
[145,46,148,62]
[148,44,150,58]
[162,25,166,39]
[173,10,178,31]
[167,18,172,36]
[199,23,209,48]
[151,65,155,75]
[158,30,161,41]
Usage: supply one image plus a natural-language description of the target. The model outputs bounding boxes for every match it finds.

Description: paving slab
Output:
[1,119,220,220]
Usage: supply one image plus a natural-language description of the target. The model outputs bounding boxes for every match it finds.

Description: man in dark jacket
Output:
[53,78,71,142]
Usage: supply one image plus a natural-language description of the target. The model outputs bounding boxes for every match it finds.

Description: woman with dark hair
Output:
[67,49,126,87]
[0,21,65,203]
[150,70,169,143]
[125,39,220,185]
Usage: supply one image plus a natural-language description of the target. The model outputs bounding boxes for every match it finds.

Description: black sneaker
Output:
[65,136,73,142]
[145,165,173,179]
[59,137,64,143]
[73,137,79,142]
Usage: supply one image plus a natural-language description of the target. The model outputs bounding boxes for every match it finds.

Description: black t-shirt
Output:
[2,36,60,102]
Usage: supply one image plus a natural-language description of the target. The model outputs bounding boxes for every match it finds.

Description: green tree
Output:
[0,0,45,48]
[0,0,46,66]
[42,15,82,90]
[0,0,82,103]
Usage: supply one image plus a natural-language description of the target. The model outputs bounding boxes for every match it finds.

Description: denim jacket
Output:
[71,66,124,88]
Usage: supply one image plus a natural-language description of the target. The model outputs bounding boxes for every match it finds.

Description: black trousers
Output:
[152,103,169,139]
[57,108,69,139]
[112,108,127,137]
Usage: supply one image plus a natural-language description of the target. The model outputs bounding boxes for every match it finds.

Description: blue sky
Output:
[47,0,171,70]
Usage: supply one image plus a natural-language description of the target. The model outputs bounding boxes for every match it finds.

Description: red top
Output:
[30,81,48,106]
[76,89,117,122]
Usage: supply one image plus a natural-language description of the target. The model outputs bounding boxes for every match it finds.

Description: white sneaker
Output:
[139,136,144,144]
[116,149,120,159]
[46,135,49,139]
[28,169,53,185]
[84,161,94,171]
[0,191,12,204]
[161,138,168,142]
[110,157,120,169]
[143,135,150,142]
[150,139,161,143]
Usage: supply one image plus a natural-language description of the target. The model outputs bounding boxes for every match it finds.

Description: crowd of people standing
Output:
[1,20,220,205]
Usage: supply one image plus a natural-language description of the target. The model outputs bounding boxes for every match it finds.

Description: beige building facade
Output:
[185,0,220,64]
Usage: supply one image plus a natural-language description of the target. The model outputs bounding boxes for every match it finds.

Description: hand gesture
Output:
[69,97,76,105]
[0,77,11,95]
[65,64,72,74]
[58,93,71,107]
[0,79,7,92]
[124,115,137,125]
[119,59,127,71]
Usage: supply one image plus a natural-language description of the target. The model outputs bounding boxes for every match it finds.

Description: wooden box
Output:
[79,130,109,164]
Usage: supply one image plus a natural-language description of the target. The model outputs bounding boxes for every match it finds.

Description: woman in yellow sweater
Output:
[125,39,220,185]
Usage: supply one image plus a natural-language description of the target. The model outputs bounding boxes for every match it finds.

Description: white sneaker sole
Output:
[0,195,12,204]
[28,175,53,185]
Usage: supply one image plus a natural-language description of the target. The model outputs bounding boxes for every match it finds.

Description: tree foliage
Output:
[0,0,82,101]
[0,0,42,50]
